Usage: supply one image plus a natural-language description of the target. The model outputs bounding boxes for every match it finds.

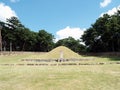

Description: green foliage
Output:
[55,37,85,53]
[82,10,120,52]
[35,30,54,52]
[2,9,120,53]
[0,17,54,51]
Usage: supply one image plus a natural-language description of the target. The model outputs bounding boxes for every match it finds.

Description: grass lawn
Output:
[0,52,120,90]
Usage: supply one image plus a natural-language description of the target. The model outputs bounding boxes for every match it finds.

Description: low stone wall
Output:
[21,58,93,62]
[0,61,120,66]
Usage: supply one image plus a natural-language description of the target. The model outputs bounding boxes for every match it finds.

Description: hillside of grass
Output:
[26,46,81,59]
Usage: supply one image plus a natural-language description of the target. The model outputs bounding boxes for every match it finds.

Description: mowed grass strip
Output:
[0,65,120,90]
[0,52,33,64]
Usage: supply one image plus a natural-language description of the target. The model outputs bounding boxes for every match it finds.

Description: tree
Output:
[81,10,120,52]
[2,17,37,51]
[35,30,54,52]
[5,17,28,51]
[1,17,55,52]
[55,37,85,53]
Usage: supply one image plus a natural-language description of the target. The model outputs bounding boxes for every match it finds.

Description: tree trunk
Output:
[22,42,26,51]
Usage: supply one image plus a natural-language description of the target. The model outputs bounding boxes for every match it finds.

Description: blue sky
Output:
[0,0,120,41]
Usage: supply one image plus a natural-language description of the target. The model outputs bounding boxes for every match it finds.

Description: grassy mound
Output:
[45,46,81,59]
[26,46,81,59]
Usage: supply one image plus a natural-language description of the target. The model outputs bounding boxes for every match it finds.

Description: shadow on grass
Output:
[106,56,120,61]
[80,53,120,61]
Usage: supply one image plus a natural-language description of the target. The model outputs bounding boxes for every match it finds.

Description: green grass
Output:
[0,52,32,64]
[0,52,120,90]
[0,65,120,90]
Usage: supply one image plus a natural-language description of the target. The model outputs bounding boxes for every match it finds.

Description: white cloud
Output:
[100,0,112,8]
[55,26,85,42]
[0,2,17,22]
[100,5,120,17]
[10,0,20,3]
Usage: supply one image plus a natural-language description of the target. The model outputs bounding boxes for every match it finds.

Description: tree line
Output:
[0,17,54,52]
[0,10,120,52]
[0,17,84,52]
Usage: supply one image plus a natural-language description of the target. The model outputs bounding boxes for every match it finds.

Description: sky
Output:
[0,0,120,41]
